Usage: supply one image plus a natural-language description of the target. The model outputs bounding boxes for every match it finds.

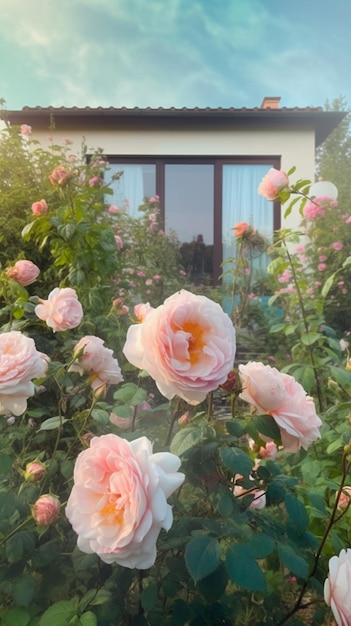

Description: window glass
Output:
[165,164,214,284]
[107,163,156,216]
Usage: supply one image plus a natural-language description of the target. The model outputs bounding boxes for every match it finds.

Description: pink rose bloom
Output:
[338,487,351,511]
[346,216,351,224]
[333,242,344,251]
[239,362,321,452]
[233,483,266,510]
[65,434,185,569]
[33,494,60,526]
[69,336,123,391]
[115,235,123,250]
[88,176,101,187]
[324,549,351,625]
[6,260,40,286]
[0,331,48,416]
[258,440,278,460]
[108,205,120,213]
[24,461,46,482]
[278,270,291,284]
[318,263,327,271]
[258,168,289,201]
[35,287,83,332]
[31,199,48,216]
[49,165,71,186]
[134,302,153,322]
[123,290,236,405]
[20,124,32,136]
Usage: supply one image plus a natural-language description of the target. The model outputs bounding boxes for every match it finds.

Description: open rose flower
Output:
[35,287,83,332]
[239,361,321,452]
[123,290,236,405]
[65,434,185,569]
[31,199,48,216]
[69,335,123,391]
[0,331,48,416]
[324,548,351,625]
[20,124,32,136]
[233,221,250,238]
[258,168,289,201]
[49,165,73,186]
[6,260,40,286]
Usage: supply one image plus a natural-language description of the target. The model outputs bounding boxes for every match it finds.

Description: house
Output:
[5,98,345,283]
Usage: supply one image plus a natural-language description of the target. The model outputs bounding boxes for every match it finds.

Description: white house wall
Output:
[31,126,316,232]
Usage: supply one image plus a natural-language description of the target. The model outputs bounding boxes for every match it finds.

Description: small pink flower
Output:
[109,412,133,430]
[35,287,83,332]
[137,271,146,277]
[33,494,60,525]
[24,461,46,482]
[278,270,291,284]
[145,278,153,286]
[153,274,161,280]
[49,165,71,186]
[115,235,123,250]
[108,205,120,213]
[258,168,289,201]
[6,260,40,287]
[295,245,305,253]
[31,199,48,216]
[338,486,351,510]
[179,270,186,276]
[63,136,73,144]
[319,255,327,262]
[346,216,351,224]
[119,305,129,316]
[88,176,101,187]
[233,222,250,238]
[332,241,343,251]
[20,124,32,136]
[70,335,123,391]
[318,263,327,271]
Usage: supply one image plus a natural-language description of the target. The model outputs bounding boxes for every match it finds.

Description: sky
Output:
[0,0,350,112]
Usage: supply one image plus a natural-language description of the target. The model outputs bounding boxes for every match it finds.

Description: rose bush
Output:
[123,289,236,404]
[65,433,184,569]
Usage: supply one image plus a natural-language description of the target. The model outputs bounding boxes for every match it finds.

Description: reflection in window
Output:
[165,164,214,283]
[107,164,156,216]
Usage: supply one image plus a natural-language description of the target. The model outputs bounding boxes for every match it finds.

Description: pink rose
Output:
[33,494,60,525]
[115,235,123,249]
[123,290,236,405]
[258,168,289,201]
[338,487,351,511]
[0,331,48,416]
[6,260,40,286]
[35,287,83,332]
[88,176,101,187]
[239,362,321,452]
[333,242,344,251]
[65,434,185,569]
[49,165,71,186]
[69,336,123,391]
[318,263,327,271]
[233,222,250,238]
[24,461,46,482]
[134,302,153,322]
[31,199,48,216]
[324,549,351,625]
[20,124,32,136]
[108,205,120,213]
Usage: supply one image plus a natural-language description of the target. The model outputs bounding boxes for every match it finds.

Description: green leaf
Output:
[113,383,147,406]
[226,544,266,592]
[184,535,221,584]
[1,607,31,626]
[284,492,309,534]
[300,332,321,346]
[39,600,79,626]
[321,273,336,298]
[326,439,343,455]
[170,425,211,456]
[245,534,275,559]
[225,420,245,438]
[39,416,68,430]
[141,584,158,611]
[0,454,12,475]
[79,612,97,626]
[329,366,351,387]
[220,446,253,476]
[251,415,281,441]
[196,562,228,602]
[277,543,308,579]
[12,574,36,608]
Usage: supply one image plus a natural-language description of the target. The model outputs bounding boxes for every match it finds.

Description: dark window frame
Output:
[106,155,281,282]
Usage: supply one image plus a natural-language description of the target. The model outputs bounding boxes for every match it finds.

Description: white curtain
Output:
[107,164,144,217]
[222,164,274,281]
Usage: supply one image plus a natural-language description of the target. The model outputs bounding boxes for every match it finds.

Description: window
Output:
[107,157,280,283]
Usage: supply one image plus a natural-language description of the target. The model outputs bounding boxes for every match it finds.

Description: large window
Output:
[107,157,280,283]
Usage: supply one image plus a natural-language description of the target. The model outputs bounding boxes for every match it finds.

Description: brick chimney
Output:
[260,97,281,109]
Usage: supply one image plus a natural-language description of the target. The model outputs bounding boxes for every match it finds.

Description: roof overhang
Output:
[3,106,347,147]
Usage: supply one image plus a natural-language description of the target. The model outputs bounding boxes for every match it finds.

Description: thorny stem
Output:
[278,452,350,625]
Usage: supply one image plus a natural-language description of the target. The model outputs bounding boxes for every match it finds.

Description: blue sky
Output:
[0,0,349,111]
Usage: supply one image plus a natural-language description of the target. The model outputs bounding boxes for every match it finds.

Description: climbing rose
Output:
[238,361,321,452]
[123,290,236,405]
[258,168,289,200]
[0,331,48,416]
[324,548,351,626]
[6,260,40,286]
[69,335,123,391]
[65,434,185,569]
[35,287,83,332]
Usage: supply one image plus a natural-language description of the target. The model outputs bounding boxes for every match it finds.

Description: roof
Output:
[4,105,347,146]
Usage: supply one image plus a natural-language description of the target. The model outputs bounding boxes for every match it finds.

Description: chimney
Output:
[260,97,281,109]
